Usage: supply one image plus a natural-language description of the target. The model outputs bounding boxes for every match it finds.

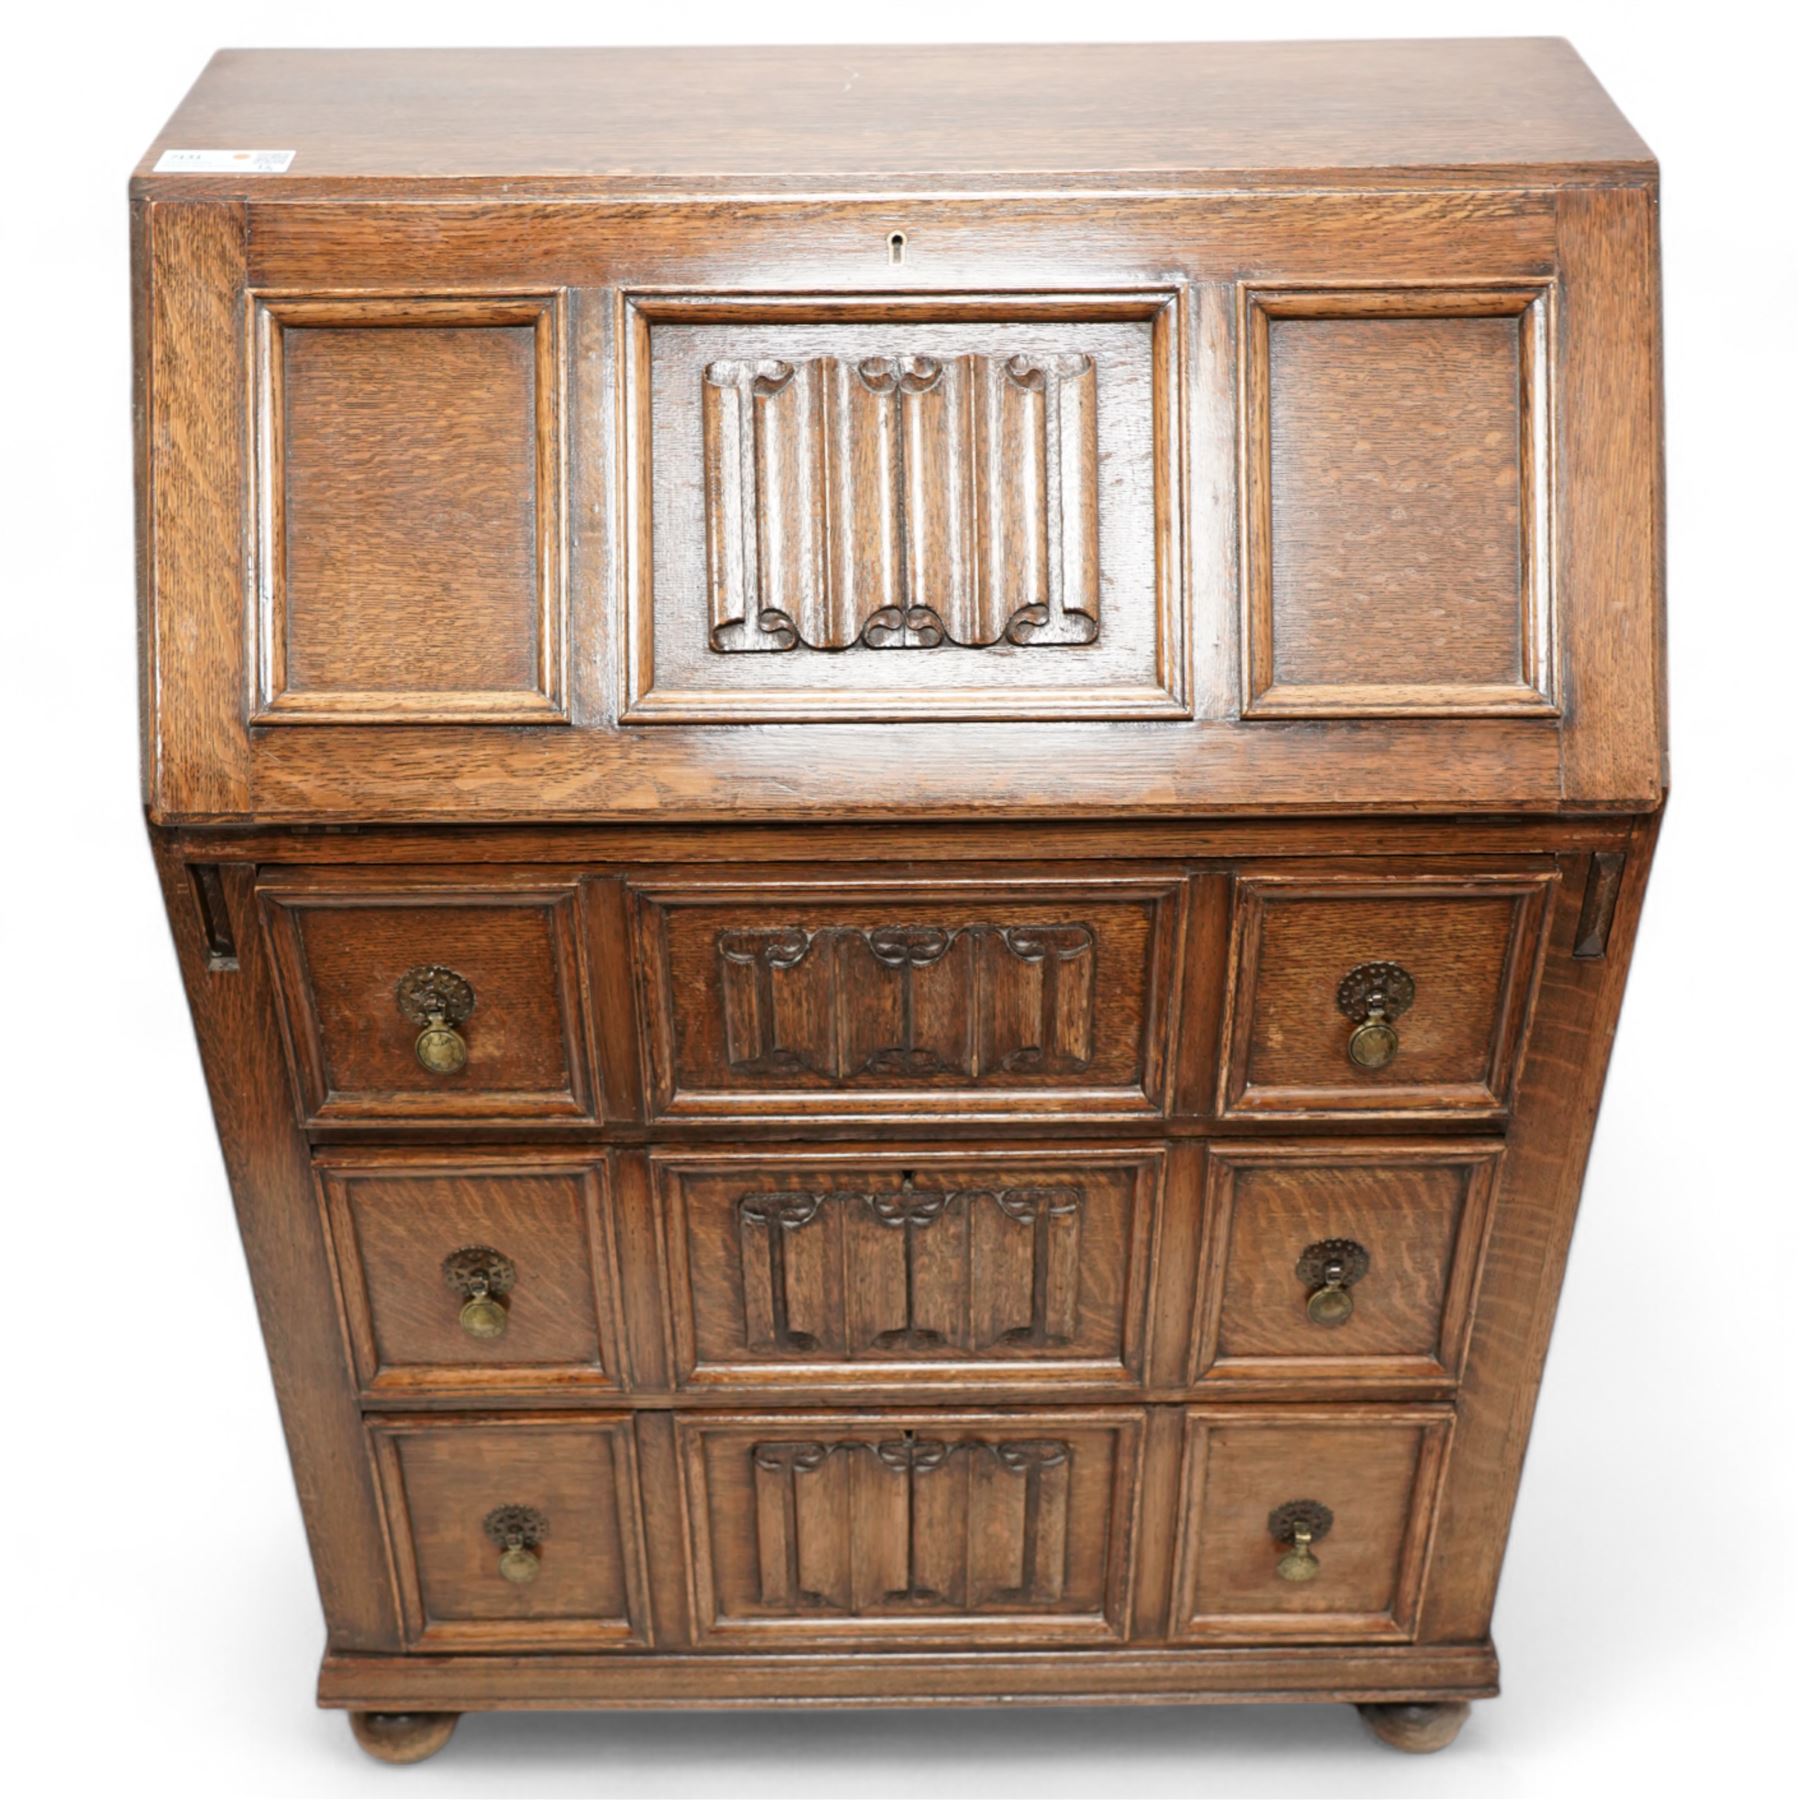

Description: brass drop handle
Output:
[1270,1499,1334,1583]
[1297,1239,1370,1328]
[483,1504,548,1585]
[443,1245,516,1340]
[1337,962,1416,1071]
[396,965,476,1075]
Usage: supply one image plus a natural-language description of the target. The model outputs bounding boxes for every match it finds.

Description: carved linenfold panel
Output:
[736,1180,1085,1358]
[702,352,1099,654]
[717,922,1097,1084]
[748,1433,1075,1615]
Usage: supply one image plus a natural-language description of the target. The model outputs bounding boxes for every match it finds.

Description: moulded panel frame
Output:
[1240,281,1558,720]
[1168,1404,1454,1644]
[652,1141,1166,1397]
[256,866,599,1125]
[1190,1140,1505,1392]
[248,288,570,725]
[627,865,1188,1125]
[619,287,1190,724]
[1216,863,1559,1122]
[674,1406,1145,1649]
[367,1411,653,1652]
[315,1146,629,1402]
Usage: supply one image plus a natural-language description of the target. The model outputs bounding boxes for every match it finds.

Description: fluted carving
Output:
[703,352,1099,652]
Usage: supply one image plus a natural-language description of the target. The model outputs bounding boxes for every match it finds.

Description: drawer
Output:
[1217,867,1555,1119]
[318,1151,623,1399]
[368,1414,652,1650]
[1170,1407,1451,1643]
[259,870,597,1123]
[678,1408,1142,1646]
[633,870,1182,1122]
[657,1145,1161,1396]
[1193,1143,1501,1389]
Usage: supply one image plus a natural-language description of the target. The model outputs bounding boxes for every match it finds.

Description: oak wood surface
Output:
[134,39,1664,1744]
[135,41,1650,195]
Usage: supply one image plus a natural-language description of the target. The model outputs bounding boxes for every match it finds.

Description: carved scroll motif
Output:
[736,1179,1086,1357]
[702,353,1100,653]
[716,921,1097,1084]
[749,1432,1074,1614]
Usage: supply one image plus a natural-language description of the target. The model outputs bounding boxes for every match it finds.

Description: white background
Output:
[3,3,1794,1794]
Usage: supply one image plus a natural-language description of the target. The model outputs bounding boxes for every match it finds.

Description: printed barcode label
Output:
[153,148,296,173]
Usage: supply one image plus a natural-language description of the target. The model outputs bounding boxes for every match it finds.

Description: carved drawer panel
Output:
[678,1409,1142,1647]
[368,1414,652,1651]
[1218,866,1556,1120]
[624,292,1184,722]
[657,1145,1161,1395]
[259,869,597,1124]
[1169,1407,1452,1643]
[1193,1142,1502,1390]
[318,1150,623,1400]
[632,871,1181,1122]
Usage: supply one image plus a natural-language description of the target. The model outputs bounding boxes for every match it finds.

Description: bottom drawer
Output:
[679,1408,1144,1647]
[1169,1406,1452,1643]
[369,1414,653,1650]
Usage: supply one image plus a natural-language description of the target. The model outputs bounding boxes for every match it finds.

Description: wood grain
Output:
[135,42,1651,194]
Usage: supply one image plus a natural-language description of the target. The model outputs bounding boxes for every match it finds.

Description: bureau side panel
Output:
[1417,815,1659,1639]
[150,834,401,1650]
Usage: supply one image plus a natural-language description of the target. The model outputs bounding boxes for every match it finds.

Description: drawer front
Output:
[1194,1143,1501,1389]
[657,1146,1161,1396]
[678,1409,1142,1646]
[260,871,596,1123]
[368,1415,652,1650]
[1218,868,1555,1119]
[1170,1407,1452,1642]
[633,872,1181,1122]
[319,1152,622,1399]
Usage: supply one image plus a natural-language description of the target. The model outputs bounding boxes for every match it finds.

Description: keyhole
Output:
[888,231,907,265]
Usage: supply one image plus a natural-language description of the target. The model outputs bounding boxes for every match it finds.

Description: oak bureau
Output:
[133,41,1665,1762]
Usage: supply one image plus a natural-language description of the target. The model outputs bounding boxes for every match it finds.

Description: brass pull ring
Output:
[443,1245,517,1340]
[1336,962,1415,1071]
[396,965,476,1075]
[1296,1238,1370,1327]
[483,1504,548,1585]
[1270,1498,1334,1583]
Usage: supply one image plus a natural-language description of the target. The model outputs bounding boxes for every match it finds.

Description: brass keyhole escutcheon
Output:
[1297,1239,1370,1328]
[483,1504,547,1585]
[443,1246,516,1340]
[1270,1499,1333,1583]
[396,966,476,1076]
[1337,962,1415,1072]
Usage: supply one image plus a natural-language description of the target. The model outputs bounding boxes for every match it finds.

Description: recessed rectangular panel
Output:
[252,294,566,723]
[678,1409,1141,1646]
[626,292,1185,722]
[631,873,1180,1122]
[657,1146,1160,1393]
[1243,287,1554,718]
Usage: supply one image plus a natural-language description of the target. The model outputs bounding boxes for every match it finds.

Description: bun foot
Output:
[349,1711,459,1764]
[1355,1700,1471,1753]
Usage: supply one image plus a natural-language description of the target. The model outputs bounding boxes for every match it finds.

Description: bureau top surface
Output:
[135,39,1651,196]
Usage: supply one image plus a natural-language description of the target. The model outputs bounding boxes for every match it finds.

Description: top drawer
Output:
[633,869,1184,1124]
[1217,867,1556,1121]
[259,870,599,1125]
